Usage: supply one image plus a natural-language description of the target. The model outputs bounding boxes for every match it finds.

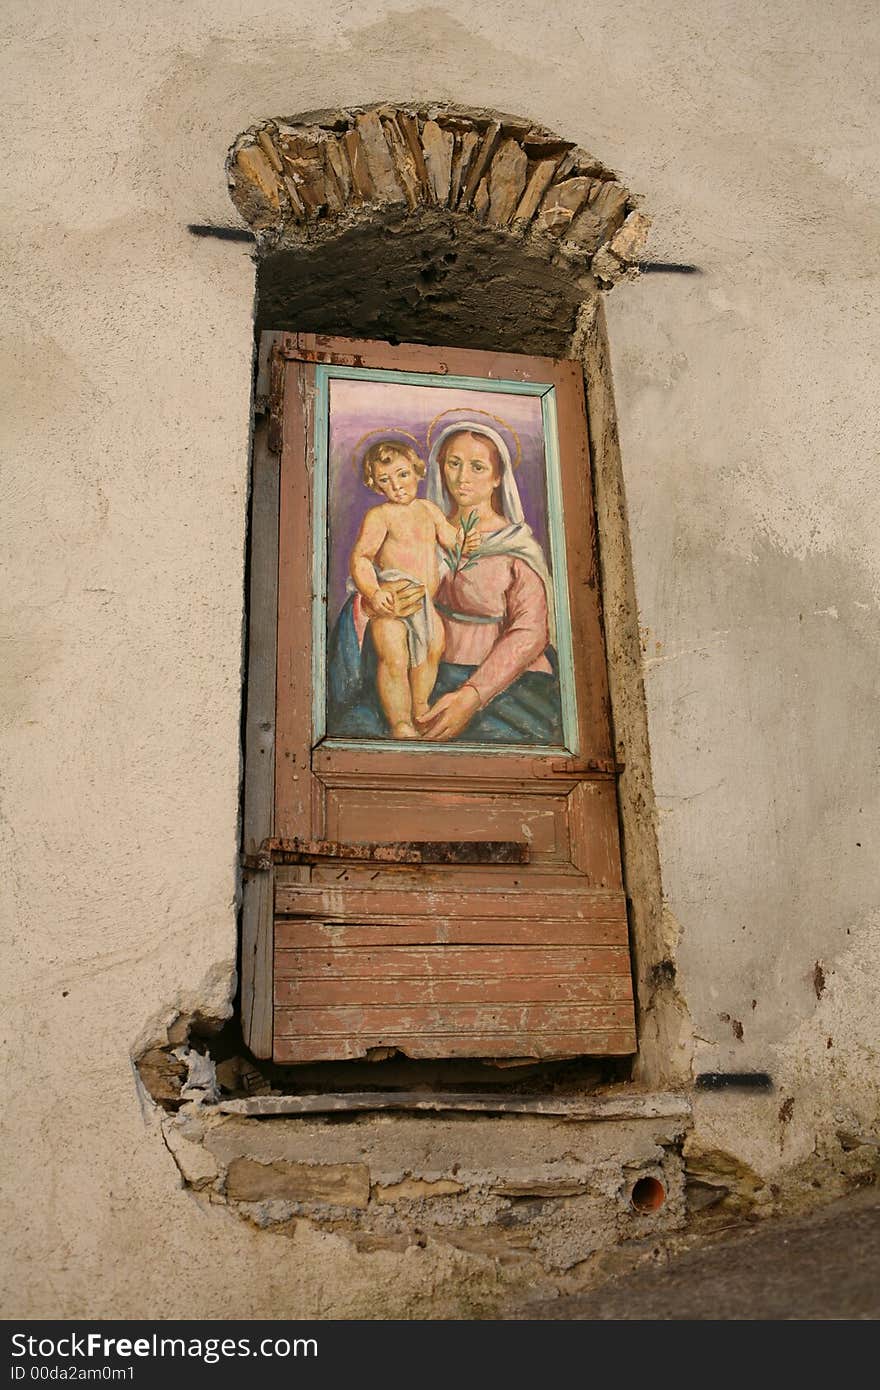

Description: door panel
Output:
[264,332,636,1063]
[324,787,571,862]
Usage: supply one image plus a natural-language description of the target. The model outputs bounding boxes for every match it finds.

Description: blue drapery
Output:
[326,595,564,745]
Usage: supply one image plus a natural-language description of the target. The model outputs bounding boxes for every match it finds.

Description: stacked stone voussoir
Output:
[227,104,650,286]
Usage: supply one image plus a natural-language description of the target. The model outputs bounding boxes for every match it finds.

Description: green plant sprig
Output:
[442,510,481,575]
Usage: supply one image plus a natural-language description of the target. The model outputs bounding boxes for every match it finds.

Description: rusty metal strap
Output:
[241,837,530,871]
[549,757,624,777]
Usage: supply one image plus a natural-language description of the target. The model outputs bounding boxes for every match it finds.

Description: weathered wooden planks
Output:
[275,1003,632,1036]
[275,944,633,1011]
[274,884,627,921]
[274,1029,637,1063]
[295,863,587,888]
[274,353,319,839]
[275,944,631,978]
[240,340,283,1060]
[241,866,274,1057]
[275,917,629,947]
[275,975,632,1007]
[554,357,616,762]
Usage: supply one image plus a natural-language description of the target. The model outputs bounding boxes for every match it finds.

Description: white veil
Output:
[426,421,556,644]
[426,422,524,523]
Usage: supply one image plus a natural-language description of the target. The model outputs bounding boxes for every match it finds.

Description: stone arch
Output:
[227,103,652,353]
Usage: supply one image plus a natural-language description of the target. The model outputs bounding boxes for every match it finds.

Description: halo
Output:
[351,427,423,476]
[426,408,522,470]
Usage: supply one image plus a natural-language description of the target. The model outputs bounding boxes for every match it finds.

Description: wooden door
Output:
[243,332,636,1064]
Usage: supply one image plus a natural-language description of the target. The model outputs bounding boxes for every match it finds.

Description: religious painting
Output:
[317,367,577,751]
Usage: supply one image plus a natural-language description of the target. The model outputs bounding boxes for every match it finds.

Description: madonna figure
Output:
[327,415,563,745]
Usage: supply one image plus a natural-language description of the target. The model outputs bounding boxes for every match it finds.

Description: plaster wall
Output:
[1,0,878,1316]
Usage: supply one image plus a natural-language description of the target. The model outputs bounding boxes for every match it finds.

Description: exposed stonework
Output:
[227,104,651,288]
[683,1136,770,1222]
[144,1024,880,1306]
[226,1157,371,1207]
[161,1117,220,1190]
[374,1177,467,1202]
[164,1105,689,1278]
[137,1047,186,1109]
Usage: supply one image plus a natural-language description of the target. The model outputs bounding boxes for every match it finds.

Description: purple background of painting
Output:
[326,378,550,626]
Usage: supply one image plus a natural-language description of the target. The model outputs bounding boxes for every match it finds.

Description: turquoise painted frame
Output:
[312,363,579,756]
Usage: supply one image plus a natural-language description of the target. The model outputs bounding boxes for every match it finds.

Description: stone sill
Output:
[212,1089,691,1121]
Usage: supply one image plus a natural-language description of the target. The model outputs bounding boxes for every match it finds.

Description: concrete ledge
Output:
[214,1090,691,1120]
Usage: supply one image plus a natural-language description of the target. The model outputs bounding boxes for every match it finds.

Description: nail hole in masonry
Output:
[630,1176,666,1213]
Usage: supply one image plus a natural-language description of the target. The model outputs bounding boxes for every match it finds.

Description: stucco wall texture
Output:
[2,0,878,1317]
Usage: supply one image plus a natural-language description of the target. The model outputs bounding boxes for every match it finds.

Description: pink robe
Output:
[435,555,552,707]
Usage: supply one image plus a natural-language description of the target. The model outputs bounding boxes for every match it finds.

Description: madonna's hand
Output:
[365,579,424,619]
[415,685,480,742]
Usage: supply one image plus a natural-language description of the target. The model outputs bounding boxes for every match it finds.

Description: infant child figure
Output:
[350,440,475,739]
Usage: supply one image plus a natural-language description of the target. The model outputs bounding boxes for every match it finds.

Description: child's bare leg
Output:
[371,617,418,739]
[410,620,445,722]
